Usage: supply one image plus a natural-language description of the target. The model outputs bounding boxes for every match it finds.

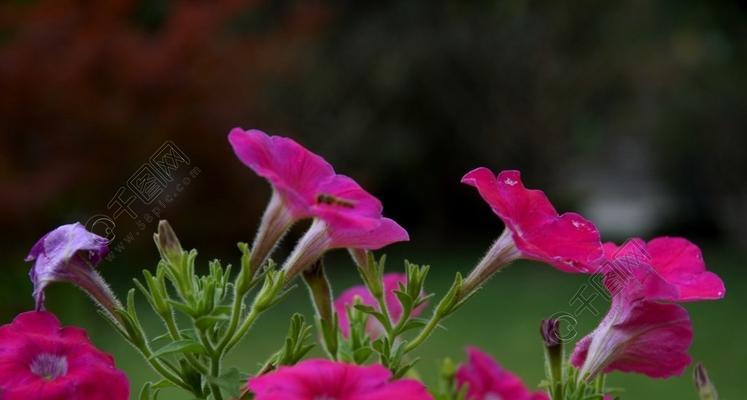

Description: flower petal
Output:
[248,359,431,400]
[229,128,335,218]
[327,217,409,250]
[647,237,726,301]
[462,168,602,273]
[572,300,693,379]
[456,347,549,400]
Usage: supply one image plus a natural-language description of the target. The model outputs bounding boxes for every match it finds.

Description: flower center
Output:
[29,353,68,381]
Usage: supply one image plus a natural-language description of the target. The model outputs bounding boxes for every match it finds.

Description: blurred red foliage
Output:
[0,0,332,227]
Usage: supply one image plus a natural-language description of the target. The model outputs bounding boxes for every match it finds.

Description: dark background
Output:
[1,1,745,398]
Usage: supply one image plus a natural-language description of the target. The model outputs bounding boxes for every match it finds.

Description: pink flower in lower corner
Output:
[248,359,432,400]
[456,347,548,400]
[460,168,603,295]
[570,238,725,380]
[334,273,427,338]
[0,311,129,400]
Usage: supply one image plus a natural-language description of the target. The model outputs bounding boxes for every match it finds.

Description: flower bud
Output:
[693,363,718,400]
[303,259,334,324]
[155,220,184,266]
[541,318,563,394]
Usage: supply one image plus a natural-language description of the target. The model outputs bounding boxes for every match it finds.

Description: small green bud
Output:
[303,260,334,324]
[694,363,718,400]
[155,220,184,266]
[541,318,564,397]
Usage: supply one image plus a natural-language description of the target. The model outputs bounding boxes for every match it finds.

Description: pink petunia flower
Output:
[460,168,603,294]
[334,273,427,338]
[229,128,336,268]
[248,359,432,400]
[0,311,129,400]
[571,238,724,380]
[229,129,408,277]
[601,237,725,302]
[455,347,548,400]
[25,223,118,313]
[281,174,408,280]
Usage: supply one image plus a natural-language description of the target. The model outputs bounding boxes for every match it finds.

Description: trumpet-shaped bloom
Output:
[281,176,408,280]
[462,168,603,274]
[571,238,723,380]
[248,359,432,400]
[26,223,116,312]
[571,299,693,379]
[228,128,335,219]
[602,237,725,302]
[0,311,129,400]
[334,273,426,338]
[229,128,408,274]
[455,347,549,400]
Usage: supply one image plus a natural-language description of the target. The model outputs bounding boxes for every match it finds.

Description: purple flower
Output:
[25,223,118,314]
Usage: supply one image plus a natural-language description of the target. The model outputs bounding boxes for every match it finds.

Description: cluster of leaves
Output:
[105,222,313,400]
[306,253,470,379]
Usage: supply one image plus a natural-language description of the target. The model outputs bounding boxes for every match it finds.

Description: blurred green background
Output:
[1,0,745,398]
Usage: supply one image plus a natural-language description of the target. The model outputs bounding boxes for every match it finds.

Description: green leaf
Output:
[139,382,152,400]
[205,368,243,399]
[400,318,428,333]
[194,314,229,331]
[149,339,206,359]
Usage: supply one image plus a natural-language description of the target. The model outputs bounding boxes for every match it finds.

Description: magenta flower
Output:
[229,128,408,275]
[602,237,725,301]
[460,168,603,294]
[455,347,549,400]
[334,273,427,338]
[571,238,724,380]
[26,223,119,313]
[571,299,693,380]
[248,359,432,400]
[229,128,336,268]
[282,174,408,280]
[0,311,129,400]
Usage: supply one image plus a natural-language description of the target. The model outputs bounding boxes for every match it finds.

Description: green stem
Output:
[163,311,208,374]
[373,292,394,333]
[404,312,442,353]
[208,356,224,400]
[137,344,194,393]
[594,374,606,394]
[217,287,247,352]
[224,306,262,353]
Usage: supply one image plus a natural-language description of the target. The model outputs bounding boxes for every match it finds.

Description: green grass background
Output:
[3,245,743,399]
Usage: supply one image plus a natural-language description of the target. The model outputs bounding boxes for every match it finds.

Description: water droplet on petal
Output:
[503,178,517,186]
